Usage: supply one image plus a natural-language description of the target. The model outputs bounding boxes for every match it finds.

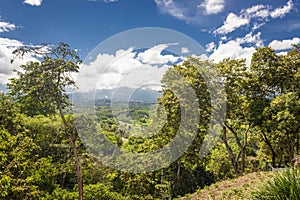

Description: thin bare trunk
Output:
[297,130,299,155]
[57,100,83,200]
[177,159,181,181]
[295,125,300,155]
[222,125,239,174]
[261,131,276,167]
[224,123,250,173]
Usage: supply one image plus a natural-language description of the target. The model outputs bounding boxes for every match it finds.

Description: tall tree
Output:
[216,58,252,174]
[250,45,300,167]
[8,43,84,200]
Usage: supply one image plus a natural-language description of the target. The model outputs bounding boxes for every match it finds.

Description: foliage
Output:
[1,43,300,199]
[48,183,127,200]
[8,43,81,116]
[251,168,300,200]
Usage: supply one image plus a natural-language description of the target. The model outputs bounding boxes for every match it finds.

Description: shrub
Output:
[48,183,127,200]
[251,168,300,200]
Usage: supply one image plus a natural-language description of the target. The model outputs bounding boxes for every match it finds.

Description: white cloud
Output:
[198,0,225,15]
[276,51,288,56]
[137,43,180,64]
[210,40,255,66]
[154,0,188,21]
[220,36,227,40]
[154,0,212,23]
[103,0,119,2]
[209,32,263,66]
[213,1,294,35]
[270,0,293,18]
[243,5,265,15]
[242,1,294,19]
[24,0,43,6]
[181,47,190,54]
[236,32,263,47]
[252,22,265,31]
[77,44,181,92]
[0,21,17,33]
[197,54,209,61]
[206,42,216,53]
[77,48,141,91]
[0,38,38,84]
[213,13,249,35]
[269,37,300,51]
[242,4,270,18]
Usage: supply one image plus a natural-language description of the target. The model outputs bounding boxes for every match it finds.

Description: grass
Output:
[251,168,300,200]
[180,171,275,200]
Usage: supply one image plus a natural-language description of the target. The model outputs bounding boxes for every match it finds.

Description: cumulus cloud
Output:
[270,0,293,18]
[213,1,295,35]
[0,21,17,33]
[0,38,38,83]
[24,0,43,6]
[213,13,249,35]
[198,0,225,15]
[77,44,181,92]
[269,37,300,51]
[210,41,255,66]
[209,32,263,66]
[236,32,263,47]
[206,42,216,53]
[137,43,180,64]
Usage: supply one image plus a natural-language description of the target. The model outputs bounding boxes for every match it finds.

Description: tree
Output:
[0,94,57,199]
[250,45,300,167]
[153,57,218,196]
[8,43,84,200]
[216,58,252,174]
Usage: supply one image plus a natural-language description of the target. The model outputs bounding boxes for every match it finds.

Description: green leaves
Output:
[252,168,300,200]
[8,43,80,117]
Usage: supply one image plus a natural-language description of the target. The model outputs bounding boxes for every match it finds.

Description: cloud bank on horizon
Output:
[0,0,299,86]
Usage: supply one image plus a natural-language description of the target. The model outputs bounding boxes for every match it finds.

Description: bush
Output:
[48,183,127,200]
[83,183,127,200]
[251,168,300,200]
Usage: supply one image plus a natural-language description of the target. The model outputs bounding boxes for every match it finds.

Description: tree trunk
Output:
[241,125,250,173]
[296,132,299,155]
[295,125,300,155]
[222,125,239,174]
[240,149,245,173]
[57,100,83,200]
[177,159,181,181]
[224,123,250,173]
[262,131,276,167]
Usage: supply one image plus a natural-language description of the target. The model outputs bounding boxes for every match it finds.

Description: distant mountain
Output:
[72,87,162,106]
[95,87,162,103]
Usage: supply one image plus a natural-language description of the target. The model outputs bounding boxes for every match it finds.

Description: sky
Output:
[0,0,300,88]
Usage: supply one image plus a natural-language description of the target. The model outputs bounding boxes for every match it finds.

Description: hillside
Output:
[180,171,275,200]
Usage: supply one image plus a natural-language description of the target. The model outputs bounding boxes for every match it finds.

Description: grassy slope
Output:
[180,171,276,200]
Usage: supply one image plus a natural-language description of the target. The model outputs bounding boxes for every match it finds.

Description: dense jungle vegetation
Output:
[0,43,299,199]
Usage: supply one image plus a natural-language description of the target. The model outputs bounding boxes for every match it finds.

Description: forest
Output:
[0,43,300,199]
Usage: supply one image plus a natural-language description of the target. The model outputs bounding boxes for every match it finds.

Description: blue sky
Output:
[0,0,300,85]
